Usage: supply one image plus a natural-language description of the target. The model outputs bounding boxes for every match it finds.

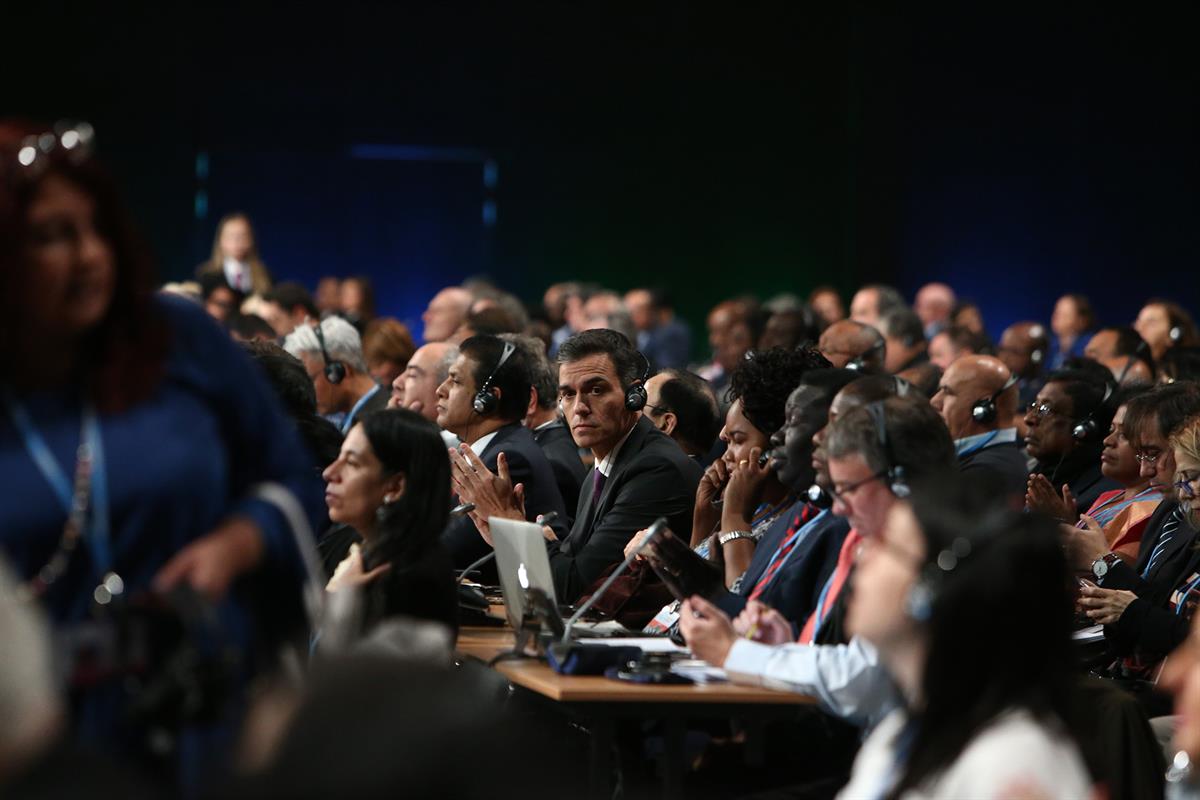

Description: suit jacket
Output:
[714,504,849,626]
[1033,446,1119,517]
[531,420,587,527]
[1100,500,1196,606]
[547,415,702,602]
[441,422,569,578]
[959,440,1029,503]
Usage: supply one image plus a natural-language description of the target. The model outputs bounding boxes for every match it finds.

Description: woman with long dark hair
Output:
[322,408,458,638]
[837,478,1092,798]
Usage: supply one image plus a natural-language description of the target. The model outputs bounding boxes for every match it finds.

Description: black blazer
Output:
[1033,447,1119,517]
[531,420,587,526]
[441,422,569,576]
[959,439,1029,503]
[362,539,460,641]
[1100,500,1196,605]
[547,415,702,602]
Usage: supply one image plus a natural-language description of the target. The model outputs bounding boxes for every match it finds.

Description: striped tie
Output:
[1143,507,1183,578]
[749,504,817,600]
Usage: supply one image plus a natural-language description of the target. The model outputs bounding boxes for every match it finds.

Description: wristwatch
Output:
[1091,552,1123,581]
[718,530,755,546]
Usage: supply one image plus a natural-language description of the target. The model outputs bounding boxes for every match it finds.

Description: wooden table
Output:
[456,626,813,799]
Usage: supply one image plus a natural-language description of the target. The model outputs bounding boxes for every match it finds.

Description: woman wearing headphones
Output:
[322,408,458,639]
[837,477,1093,798]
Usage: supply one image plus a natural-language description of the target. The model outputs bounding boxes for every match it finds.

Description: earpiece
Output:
[806,483,833,510]
[313,322,346,385]
[1071,382,1114,442]
[846,334,886,373]
[1170,326,1183,344]
[971,373,1018,425]
[624,351,652,412]
[866,401,910,498]
[473,341,517,415]
[1030,348,1044,365]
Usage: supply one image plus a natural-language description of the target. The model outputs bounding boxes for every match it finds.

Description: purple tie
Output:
[592,469,607,502]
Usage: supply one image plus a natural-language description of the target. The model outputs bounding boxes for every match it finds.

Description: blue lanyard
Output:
[761,509,826,587]
[1177,573,1200,616]
[956,430,1000,458]
[3,391,112,577]
[341,383,381,434]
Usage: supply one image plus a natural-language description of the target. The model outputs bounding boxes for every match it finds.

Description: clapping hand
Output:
[448,447,525,545]
[1026,474,1078,523]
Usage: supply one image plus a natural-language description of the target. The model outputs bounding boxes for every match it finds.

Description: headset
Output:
[1071,382,1114,442]
[971,373,1019,425]
[1116,339,1151,385]
[892,375,912,398]
[806,483,832,510]
[866,401,910,498]
[624,350,652,412]
[1170,326,1183,344]
[472,341,517,415]
[846,334,886,373]
[312,322,346,385]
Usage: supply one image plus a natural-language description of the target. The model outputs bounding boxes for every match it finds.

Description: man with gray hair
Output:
[284,316,386,433]
[391,341,461,448]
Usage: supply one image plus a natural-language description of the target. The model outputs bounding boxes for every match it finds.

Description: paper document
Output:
[575,636,689,653]
[1072,624,1104,643]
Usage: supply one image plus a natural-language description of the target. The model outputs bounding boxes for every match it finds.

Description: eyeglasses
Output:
[1136,450,1163,464]
[829,471,886,502]
[1176,472,1200,498]
[643,403,671,417]
[1026,401,1064,420]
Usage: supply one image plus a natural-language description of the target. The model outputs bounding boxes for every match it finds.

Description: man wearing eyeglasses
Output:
[1023,368,1119,518]
[641,369,722,460]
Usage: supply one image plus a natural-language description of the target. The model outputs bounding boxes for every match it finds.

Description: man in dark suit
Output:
[625,287,692,370]
[435,335,568,576]
[930,355,1029,503]
[507,334,587,527]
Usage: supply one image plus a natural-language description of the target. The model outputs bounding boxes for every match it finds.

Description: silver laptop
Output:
[490,517,558,630]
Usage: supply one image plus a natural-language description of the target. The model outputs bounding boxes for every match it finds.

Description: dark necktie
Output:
[592,468,607,503]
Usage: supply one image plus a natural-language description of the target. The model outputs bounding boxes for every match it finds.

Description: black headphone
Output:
[624,350,651,412]
[806,483,833,509]
[846,334,886,373]
[312,322,346,385]
[971,373,1019,425]
[1071,382,1114,442]
[472,341,517,415]
[866,401,910,498]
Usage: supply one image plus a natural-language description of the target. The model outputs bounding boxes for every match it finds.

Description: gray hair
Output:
[502,334,556,409]
[434,344,460,384]
[283,316,368,374]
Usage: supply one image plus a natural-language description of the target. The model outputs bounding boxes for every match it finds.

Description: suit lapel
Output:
[567,418,650,550]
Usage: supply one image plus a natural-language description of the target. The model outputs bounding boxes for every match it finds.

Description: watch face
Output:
[1093,560,1108,578]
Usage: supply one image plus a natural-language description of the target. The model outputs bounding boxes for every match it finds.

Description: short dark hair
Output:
[797,368,860,403]
[198,270,244,303]
[466,305,522,336]
[655,369,721,454]
[729,346,832,435]
[556,328,644,390]
[227,312,277,341]
[646,287,674,311]
[863,283,906,317]
[241,340,317,416]
[1124,382,1200,447]
[459,334,533,422]
[839,373,907,405]
[361,409,452,566]
[502,334,557,411]
[264,281,318,318]
[879,307,925,347]
[1062,293,1097,331]
[1161,348,1200,384]
[1045,365,1113,426]
[826,395,956,480]
[939,324,993,357]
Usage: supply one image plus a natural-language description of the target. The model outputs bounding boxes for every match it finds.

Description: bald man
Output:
[914,282,956,339]
[931,355,1027,501]
[817,320,885,372]
[421,286,473,343]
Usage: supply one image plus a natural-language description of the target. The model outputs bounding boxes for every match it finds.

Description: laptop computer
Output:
[490,517,559,631]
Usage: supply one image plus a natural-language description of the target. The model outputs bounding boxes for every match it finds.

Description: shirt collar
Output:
[596,420,638,477]
[470,430,500,456]
[954,427,1017,456]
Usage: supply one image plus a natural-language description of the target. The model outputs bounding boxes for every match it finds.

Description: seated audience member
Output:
[757,306,821,352]
[322,410,459,639]
[998,320,1050,417]
[1079,416,1200,715]
[1085,325,1156,385]
[682,347,830,589]
[435,336,569,572]
[505,334,588,526]
[1024,368,1120,517]
[818,319,886,372]
[643,368,722,459]
[457,305,522,339]
[1161,347,1200,386]
[284,317,387,434]
[951,299,986,335]
[1136,299,1200,364]
[679,396,957,730]
[259,281,318,338]
[338,275,375,330]
[199,270,245,322]
[879,307,928,374]
[362,317,416,389]
[548,281,597,356]
[895,361,941,399]
[421,286,473,344]
[195,211,272,294]
[1050,293,1096,369]
[241,340,344,474]
[913,281,956,339]
[227,312,278,342]
[832,482,1092,798]
[848,283,905,329]
[461,330,702,602]
[314,276,340,315]
[1063,384,1200,593]
[390,342,456,416]
[927,323,991,370]
[466,284,530,331]
[625,287,692,370]
[931,355,1028,502]
[698,298,759,400]
[808,284,845,328]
